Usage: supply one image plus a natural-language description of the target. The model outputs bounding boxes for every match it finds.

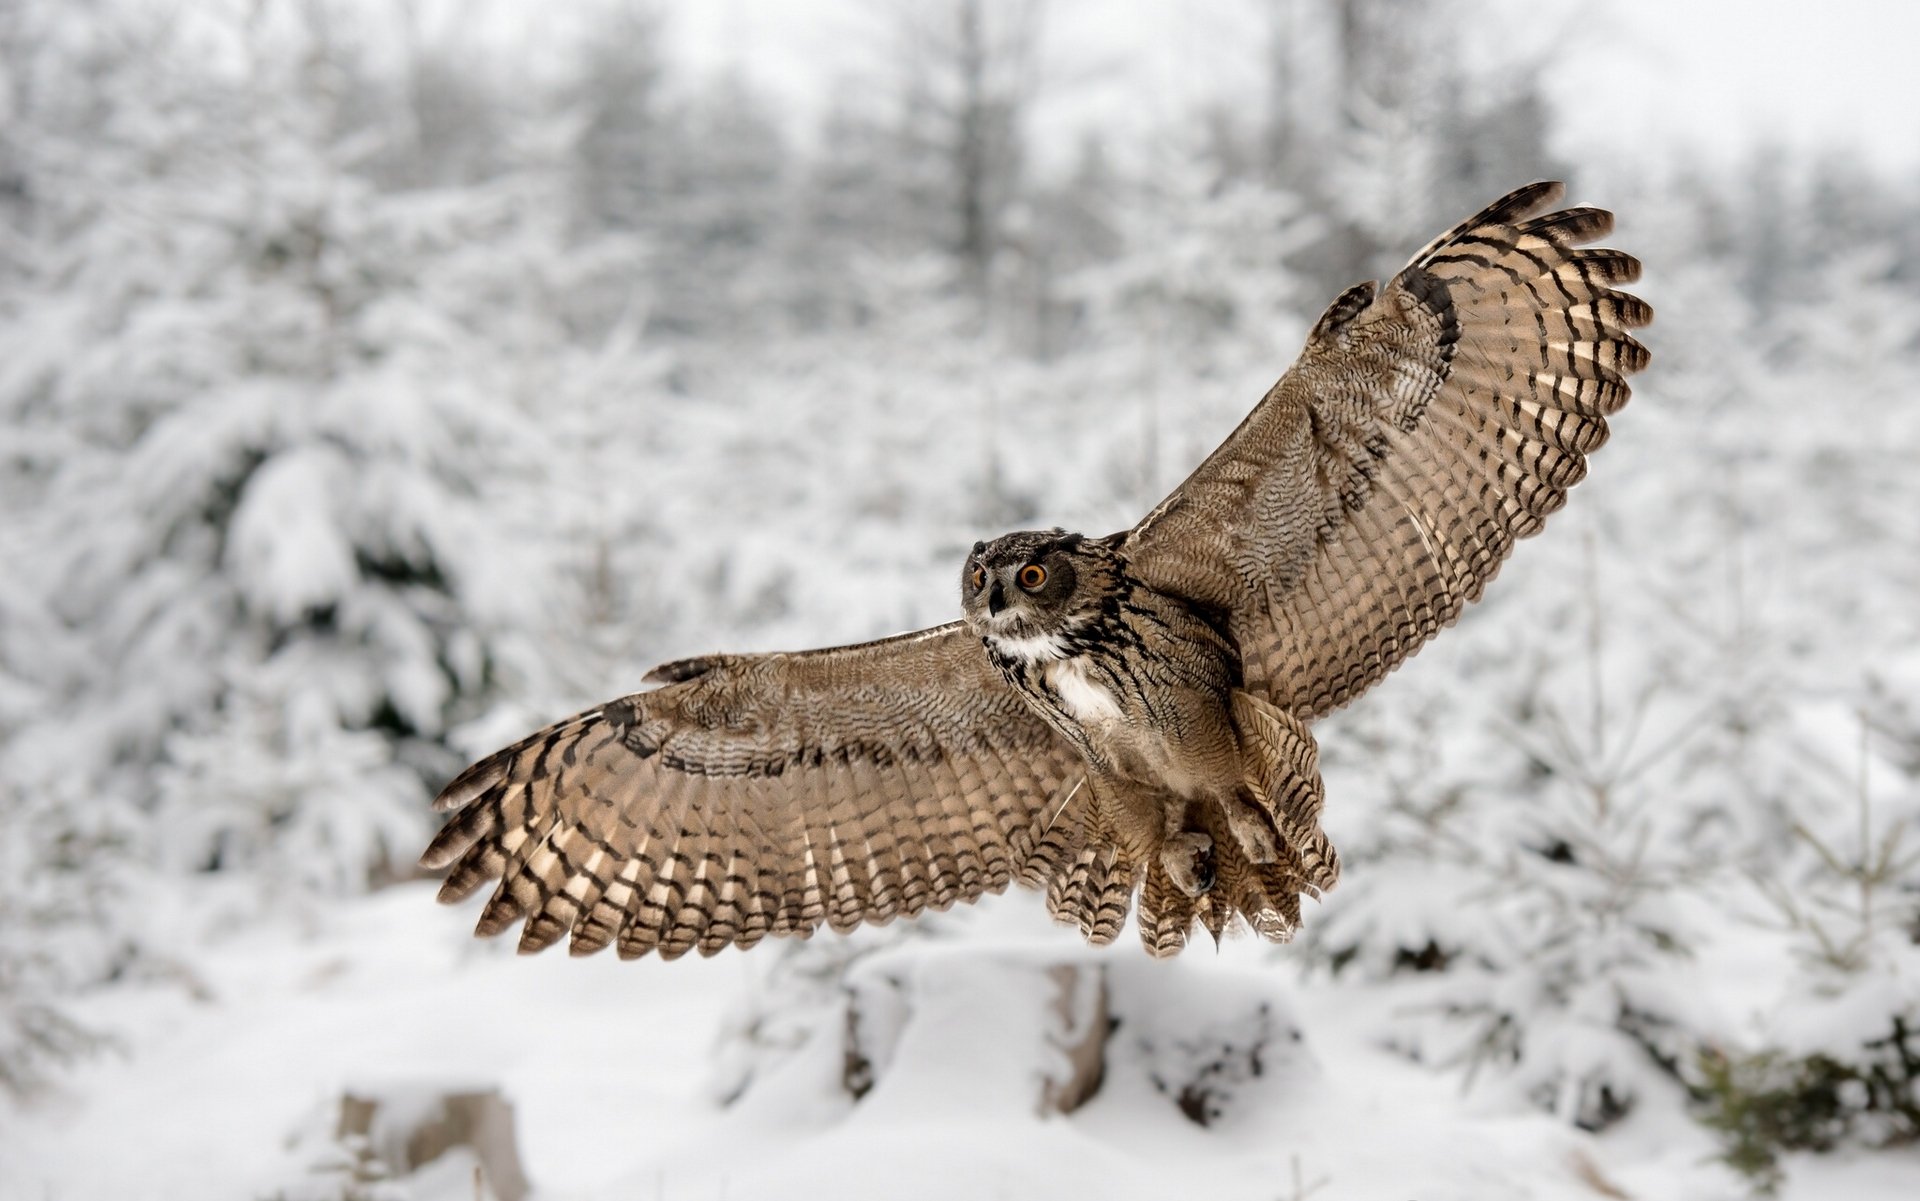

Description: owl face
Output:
[960,528,1110,652]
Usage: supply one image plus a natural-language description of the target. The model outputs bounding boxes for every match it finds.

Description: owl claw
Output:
[1162,830,1215,897]
[1193,850,1216,894]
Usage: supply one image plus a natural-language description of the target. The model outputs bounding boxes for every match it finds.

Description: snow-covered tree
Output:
[0,0,638,1028]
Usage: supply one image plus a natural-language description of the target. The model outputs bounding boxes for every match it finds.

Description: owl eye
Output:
[969,565,985,591]
[1017,564,1047,591]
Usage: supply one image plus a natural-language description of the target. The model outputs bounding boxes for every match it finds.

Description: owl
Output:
[422,181,1650,959]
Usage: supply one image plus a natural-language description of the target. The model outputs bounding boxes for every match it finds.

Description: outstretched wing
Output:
[421,624,1083,960]
[1126,181,1651,720]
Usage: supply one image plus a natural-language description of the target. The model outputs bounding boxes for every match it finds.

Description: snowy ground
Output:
[9,883,1915,1201]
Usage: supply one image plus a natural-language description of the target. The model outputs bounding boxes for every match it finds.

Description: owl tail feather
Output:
[1137,859,1194,957]
[1032,776,1140,946]
[1045,846,1138,945]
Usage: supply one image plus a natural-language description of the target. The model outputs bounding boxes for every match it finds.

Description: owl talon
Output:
[1162,830,1215,897]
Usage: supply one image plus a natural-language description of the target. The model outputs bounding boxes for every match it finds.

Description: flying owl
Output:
[422,181,1650,959]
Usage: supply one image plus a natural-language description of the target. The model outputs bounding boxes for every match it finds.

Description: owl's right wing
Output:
[1125,181,1650,720]
[421,623,1084,960]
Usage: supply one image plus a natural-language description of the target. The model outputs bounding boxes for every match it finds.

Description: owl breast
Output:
[980,576,1245,803]
[1045,658,1124,726]
[982,628,1116,758]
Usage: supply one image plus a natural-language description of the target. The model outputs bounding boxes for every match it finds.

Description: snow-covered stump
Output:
[841,953,1110,1116]
[330,1084,531,1201]
[722,935,1316,1130]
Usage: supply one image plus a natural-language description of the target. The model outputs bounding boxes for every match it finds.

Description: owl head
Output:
[960,528,1122,653]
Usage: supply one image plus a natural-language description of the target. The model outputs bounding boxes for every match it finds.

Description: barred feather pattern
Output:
[422,624,1084,960]
[1044,846,1136,946]
[1129,180,1650,722]
[422,182,1649,960]
[1231,691,1339,894]
[1032,693,1332,958]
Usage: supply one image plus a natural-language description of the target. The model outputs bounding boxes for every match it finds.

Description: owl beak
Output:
[987,579,1007,616]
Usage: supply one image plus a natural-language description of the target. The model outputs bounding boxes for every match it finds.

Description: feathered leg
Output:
[1230,691,1342,894]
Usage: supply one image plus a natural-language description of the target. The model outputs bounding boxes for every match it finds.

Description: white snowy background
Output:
[3,1,1919,1198]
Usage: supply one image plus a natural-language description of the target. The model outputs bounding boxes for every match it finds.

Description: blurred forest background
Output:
[2,0,1918,1197]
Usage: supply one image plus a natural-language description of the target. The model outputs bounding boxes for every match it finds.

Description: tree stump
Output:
[335,1085,531,1201]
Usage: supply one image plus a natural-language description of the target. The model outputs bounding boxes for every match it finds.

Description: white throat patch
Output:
[986,629,1072,664]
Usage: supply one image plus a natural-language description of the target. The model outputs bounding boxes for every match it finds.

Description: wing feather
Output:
[1127,182,1649,719]
[421,623,1080,957]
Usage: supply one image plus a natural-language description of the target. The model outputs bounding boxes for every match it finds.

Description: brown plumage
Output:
[421,181,1650,959]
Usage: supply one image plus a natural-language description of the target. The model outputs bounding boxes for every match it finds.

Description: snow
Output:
[0,889,1784,1201]
[9,890,1913,1201]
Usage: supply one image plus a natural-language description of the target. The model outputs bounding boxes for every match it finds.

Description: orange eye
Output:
[969,565,985,590]
[1017,564,1047,590]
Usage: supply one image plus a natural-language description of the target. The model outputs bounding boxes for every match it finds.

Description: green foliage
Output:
[1694,1019,1920,1194]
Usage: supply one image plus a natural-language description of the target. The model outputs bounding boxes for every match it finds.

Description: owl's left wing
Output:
[421,623,1084,959]
[1125,182,1650,720]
